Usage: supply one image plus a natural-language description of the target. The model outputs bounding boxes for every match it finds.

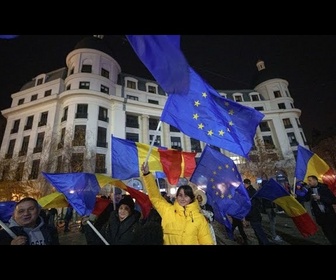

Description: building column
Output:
[141,114,149,144]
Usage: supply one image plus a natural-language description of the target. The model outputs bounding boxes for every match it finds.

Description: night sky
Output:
[1,35,335,143]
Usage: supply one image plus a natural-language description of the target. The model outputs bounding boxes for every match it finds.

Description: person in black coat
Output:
[304,175,336,244]
[84,195,141,245]
[0,197,59,245]
[243,179,270,245]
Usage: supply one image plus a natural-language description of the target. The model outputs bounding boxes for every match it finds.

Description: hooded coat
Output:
[0,216,59,245]
[142,173,214,245]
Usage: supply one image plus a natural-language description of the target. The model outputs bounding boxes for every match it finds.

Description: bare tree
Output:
[238,136,295,185]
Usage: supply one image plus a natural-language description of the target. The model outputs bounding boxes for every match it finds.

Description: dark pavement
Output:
[58,212,330,245]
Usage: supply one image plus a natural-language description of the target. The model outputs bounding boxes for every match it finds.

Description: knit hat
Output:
[194,189,207,206]
[243,179,251,185]
[117,195,135,212]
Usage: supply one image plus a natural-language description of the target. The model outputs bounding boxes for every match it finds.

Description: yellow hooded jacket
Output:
[142,173,214,245]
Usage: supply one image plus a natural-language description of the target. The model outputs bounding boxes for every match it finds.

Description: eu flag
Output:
[0,201,16,223]
[190,145,251,232]
[126,35,264,158]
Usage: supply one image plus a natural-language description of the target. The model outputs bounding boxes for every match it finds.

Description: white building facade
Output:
[0,36,308,189]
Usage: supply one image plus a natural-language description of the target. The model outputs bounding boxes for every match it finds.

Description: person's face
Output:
[114,193,122,203]
[196,194,203,204]
[118,204,131,221]
[307,177,318,187]
[176,189,192,207]
[14,201,40,228]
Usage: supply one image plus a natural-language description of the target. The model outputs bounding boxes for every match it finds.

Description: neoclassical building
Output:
[0,35,308,193]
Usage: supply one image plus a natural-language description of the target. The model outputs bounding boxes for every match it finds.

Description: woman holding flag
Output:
[141,162,214,245]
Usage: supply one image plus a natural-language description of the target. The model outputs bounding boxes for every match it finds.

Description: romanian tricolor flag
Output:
[111,135,196,185]
[295,145,336,195]
[95,174,152,219]
[42,172,101,216]
[42,173,153,219]
[254,178,318,237]
[38,192,69,209]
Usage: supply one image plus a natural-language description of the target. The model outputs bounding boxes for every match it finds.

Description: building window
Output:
[58,127,66,149]
[296,118,302,128]
[38,111,48,127]
[100,85,109,94]
[66,84,71,90]
[44,89,52,97]
[149,135,161,146]
[147,85,157,94]
[126,115,139,128]
[262,136,275,149]
[148,99,159,105]
[191,138,202,153]
[149,118,160,130]
[25,116,34,130]
[18,98,24,105]
[171,136,182,151]
[2,165,10,181]
[274,90,282,98]
[127,95,139,101]
[287,132,298,146]
[251,94,259,101]
[61,107,68,122]
[300,132,307,145]
[76,104,88,119]
[170,125,180,132]
[29,160,40,180]
[71,153,84,172]
[278,103,286,109]
[79,81,90,89]
[126,133,139,142]
[98,107,108,122]
[6,139,15,159]
[234,95,243,102]
[259,121,271,132]
[126,80,136,89]
[56,156,63,173]
[69,68,74,75]
[95,154,106,173]
[34,132,44,153]
[16,162,25,181]
[31,94,38,101]
[19,136,30,156]
[11,120,20,134]
[81,64,92,73]
[36,78,43,85]
[73,125,86,146]
[97,127,107,148]
[101,68,109,79]
[254,106,264,111]
[283,118,292,129]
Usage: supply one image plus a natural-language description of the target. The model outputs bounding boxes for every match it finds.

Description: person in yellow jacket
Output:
[141,162,214,245]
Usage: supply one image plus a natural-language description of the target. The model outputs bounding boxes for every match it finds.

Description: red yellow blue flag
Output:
[254,178,318,237]
[295,145,336,195]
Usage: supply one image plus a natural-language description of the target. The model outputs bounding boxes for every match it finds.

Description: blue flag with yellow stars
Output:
[190,145,251,235]
[126,35,264,158]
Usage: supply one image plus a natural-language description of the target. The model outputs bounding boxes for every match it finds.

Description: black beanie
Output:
[117,195,135,212]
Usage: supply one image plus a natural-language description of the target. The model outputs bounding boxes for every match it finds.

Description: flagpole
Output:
[292,177,297,196]
[144,121,162,165]
[112,185,116,211]
[0,220,17,239]
[87,220,109,245]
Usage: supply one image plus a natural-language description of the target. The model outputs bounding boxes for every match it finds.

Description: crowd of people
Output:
[1,167,336,245]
